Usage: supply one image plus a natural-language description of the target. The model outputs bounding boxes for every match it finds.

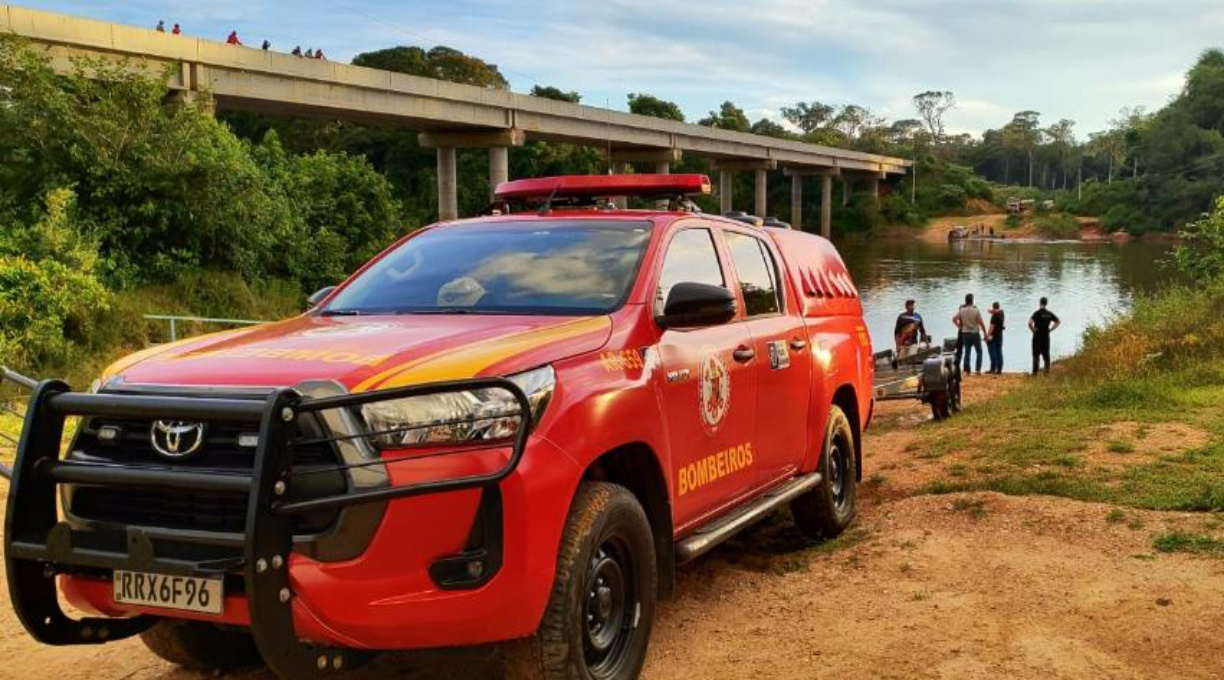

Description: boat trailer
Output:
[872,338,962,420]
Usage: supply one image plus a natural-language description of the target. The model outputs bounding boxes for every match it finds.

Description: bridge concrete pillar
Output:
[719,171,733,214]
[790,174,803,229]
[842,178,851,207]
[437,147,458,222]
[868,177,880,204]
[654,161,671,209]
[611,161,630,209]
[821,174,833,239]
[754,169,768,218]
[488,146,509,200]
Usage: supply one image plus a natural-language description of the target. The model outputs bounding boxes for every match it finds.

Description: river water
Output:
[838,238,1180,373]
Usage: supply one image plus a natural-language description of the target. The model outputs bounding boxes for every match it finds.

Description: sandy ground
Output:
[1,377,1222,679]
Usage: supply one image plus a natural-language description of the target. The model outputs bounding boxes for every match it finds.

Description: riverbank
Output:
[872,212,1177,245]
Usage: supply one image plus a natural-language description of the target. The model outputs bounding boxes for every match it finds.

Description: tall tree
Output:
[627,93,685,122]
[831,105,884,142]
[352,46,509,89]
[912,90,956,145]
[780,101,836,135]
[1003,111,1042,186]
[1045,118,1076,189]
[530,85,581,103]
[750,118,792,139]
[699,101,751,132]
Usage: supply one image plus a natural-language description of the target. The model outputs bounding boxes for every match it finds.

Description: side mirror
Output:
[306,285,336,310]
[655,282,737,329]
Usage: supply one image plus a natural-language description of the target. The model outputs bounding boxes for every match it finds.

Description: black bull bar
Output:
[0,367,531,677]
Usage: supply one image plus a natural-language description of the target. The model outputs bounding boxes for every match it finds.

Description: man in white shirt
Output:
[952,293,987,375]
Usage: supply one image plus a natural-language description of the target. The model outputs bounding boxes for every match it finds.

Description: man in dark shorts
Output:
[987,301,1005,374]
[894,299,928,357]
[1028,297,1061,374]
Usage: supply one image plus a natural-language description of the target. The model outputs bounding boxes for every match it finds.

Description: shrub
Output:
[936,184,968,209]
[1175,194,1224,280]
[0,188,109,368]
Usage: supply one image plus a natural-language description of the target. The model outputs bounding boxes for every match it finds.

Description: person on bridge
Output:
[893,299,929,358]
[986,301,1005,374]
[1028,297,1061,374]
[171,23,181,35]
[315,49,326,60]
[305,48,315,58]
[292,45,303,56]
[262,39,271,50]
[226,31,242,46]
[155,20,165,32]
[952,293,987,375]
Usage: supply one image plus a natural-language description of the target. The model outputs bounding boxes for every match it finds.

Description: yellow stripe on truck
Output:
[354,316,611,392]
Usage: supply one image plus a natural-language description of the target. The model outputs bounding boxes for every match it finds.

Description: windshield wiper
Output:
[397,308,476,315]
[319,309,366,316]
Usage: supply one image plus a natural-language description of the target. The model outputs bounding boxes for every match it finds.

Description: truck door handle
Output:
[733,346,756,363]
[789,338,808,351]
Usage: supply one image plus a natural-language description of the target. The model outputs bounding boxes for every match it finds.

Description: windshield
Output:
[323,220,653,316]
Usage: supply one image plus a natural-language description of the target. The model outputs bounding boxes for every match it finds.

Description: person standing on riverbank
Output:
[1029,297,1061,374]
[894,299,929,358]
[953,294,987,375]
[987,302,1005,374]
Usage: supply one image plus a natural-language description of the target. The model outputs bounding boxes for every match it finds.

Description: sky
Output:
[23,0,1224,138]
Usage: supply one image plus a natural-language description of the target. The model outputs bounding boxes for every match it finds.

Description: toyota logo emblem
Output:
[150,420,207,459]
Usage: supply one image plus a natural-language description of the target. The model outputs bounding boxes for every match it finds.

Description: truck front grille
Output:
[65,415,344,536]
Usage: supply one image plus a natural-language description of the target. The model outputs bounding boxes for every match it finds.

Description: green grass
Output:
[917,361,1224,512]
[1153,532,1224,556]
[1107,440,1136,454]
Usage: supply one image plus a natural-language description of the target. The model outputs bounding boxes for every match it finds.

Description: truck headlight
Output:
[359,366,556,448]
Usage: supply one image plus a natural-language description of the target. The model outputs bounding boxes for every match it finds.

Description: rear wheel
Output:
[949,369,963,413]
[504,482,657,680]
[930,392,951,420]
[140,620,260,671]
[792,405,858,539]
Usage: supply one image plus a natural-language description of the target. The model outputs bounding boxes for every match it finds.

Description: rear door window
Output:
[724,232,781,317]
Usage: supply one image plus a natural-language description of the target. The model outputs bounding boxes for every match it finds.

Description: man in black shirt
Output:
[987,302,1005,374]
[1028,297,1061,374]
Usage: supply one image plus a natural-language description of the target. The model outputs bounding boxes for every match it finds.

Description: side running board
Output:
[675,472,823,564]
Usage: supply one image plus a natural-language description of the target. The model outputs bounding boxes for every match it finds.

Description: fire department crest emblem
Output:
[700,353,731,433]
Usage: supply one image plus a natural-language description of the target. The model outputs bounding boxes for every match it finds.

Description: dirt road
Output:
[1,378,1222,679]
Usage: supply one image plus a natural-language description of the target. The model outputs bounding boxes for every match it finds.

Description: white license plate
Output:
[113,570,224,615]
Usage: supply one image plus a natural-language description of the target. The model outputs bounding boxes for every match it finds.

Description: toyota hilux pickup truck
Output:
[3,174,873,680]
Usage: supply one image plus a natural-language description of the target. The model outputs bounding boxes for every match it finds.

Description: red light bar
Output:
[494,174,711,201]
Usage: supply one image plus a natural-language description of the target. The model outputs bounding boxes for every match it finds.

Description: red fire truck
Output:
[3,174,873,680]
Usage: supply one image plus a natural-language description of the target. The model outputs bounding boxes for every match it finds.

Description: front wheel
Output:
[504,482,657,680]
[792,404,858,539]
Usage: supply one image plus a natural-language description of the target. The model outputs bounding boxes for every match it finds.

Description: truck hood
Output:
[105,314,613,392]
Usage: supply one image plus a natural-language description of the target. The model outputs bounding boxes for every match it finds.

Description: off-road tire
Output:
[792,405,858,539]
[930,392,951,420]
[139,619,261,671]
[503,482,657,680]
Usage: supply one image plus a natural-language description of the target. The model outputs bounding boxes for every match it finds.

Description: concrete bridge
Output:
[0,4,911,233]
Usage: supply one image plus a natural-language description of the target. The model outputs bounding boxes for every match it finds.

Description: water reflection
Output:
[838,238,1180,372]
